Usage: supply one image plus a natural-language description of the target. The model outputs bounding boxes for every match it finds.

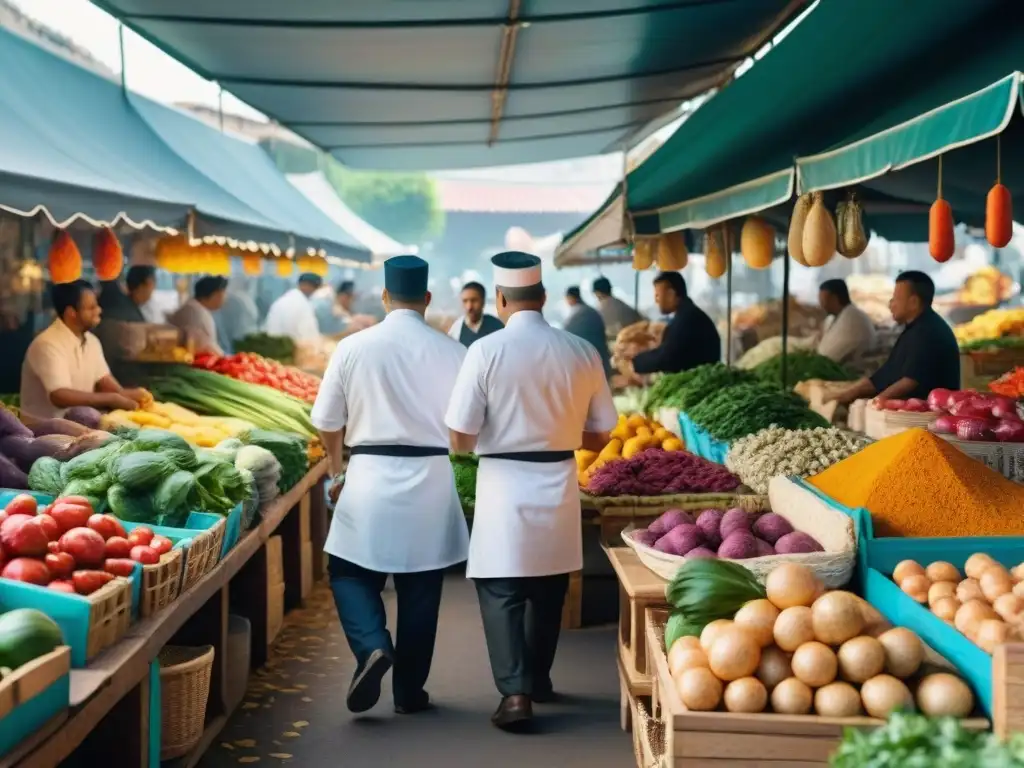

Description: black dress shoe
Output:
[395,691,432,715]
[347,649,392,713]
[491,695,533,731]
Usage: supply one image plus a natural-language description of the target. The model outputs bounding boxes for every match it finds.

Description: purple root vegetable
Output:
[753,538,776,557]
[695,509,724,549]
[752,513,794,545]
[774,531,824,554]
[717,529,758,559]
[648,508,696,538]
[633,529,659,547]
[686,547,718,559]
[652,524,704,556]
[720,508,753,539]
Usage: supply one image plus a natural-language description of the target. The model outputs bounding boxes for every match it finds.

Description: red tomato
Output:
[50,502,92,533]
[58,527,106,568]
[72,570,115,596]
[36,514,60,542]
[56,495,95,513]
[48,579,76,594]
[4,494,38,517]
[103,558,137,577]
[44,551,75,579]
[128,526,154,546]
[104,536,133,559]
[130,545,159,565]
[47,540,61,554]
[1,515,50,557]
[2,557,51,585]
[149,535,173,556]
[87,514,126,541]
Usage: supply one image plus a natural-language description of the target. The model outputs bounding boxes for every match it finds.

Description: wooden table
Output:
[1,463,327,768]
[607,547,668,731]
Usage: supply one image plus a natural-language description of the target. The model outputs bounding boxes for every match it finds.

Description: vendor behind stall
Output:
[314,280,376,340]
[216,276,259,355]
[97,265,156,324]
[816,279,876,364]
[827,271,960,405]
[632,272,720,375]
[448,281,503,348]
[21,281,149,419]
[167,275,228,356]
[592,277,643,337]
[265,273,322,342]
[563,286,611,377]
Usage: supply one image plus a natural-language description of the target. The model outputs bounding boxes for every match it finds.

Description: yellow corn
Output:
[127,411,172,428]
[99,411,138,431]
[147,401,202,425]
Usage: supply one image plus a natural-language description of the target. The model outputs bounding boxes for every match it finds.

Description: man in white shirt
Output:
[817,279,877,364]
[168,276,228,355]
[21,281,149,420]
[264,273,322,342]
[311,255,469,717]
[446,252,618,731]
[447,281,503,347]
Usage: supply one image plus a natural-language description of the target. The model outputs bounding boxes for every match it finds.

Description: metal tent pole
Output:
[118,23,127,97]
[726,245,733,367]
[780,246,791,390]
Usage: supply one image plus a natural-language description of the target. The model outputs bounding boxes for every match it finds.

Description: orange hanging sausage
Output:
[986,182,1013,248]
[929,199,955,263]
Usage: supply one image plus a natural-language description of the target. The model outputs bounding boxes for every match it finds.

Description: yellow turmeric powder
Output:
[808,428,1024,538]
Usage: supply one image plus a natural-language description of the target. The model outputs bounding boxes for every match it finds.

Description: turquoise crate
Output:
[0,663,70,757]
[0,489,55,508]
[677,412,729,464]
[789,477,872,592]
[186,505,241,559]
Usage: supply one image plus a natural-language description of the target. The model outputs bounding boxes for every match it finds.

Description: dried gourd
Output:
[704,226,729,278]
[802,192,836,267]
[657,231,688,271]
[987,183,1013,248]
[835,200,847,253]
[92,227,123,281]
[840,194,868,258]
[242,253,263,276]
[740,216,775,269]
[48,229,82,285]
[633,238,655,270]
[930,155,955,263]
[788,194,813,266]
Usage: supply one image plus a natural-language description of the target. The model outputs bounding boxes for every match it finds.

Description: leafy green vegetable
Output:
[239,429,307,491]
[131,428,192,454]
[154,470,196,514]
[688,381,828,441]
[109,451,177,491]
[107,484,158,523]
[666,559,765,632]
[752,351,855,389]
[62,473,112,499]
[664,611,701,652]
[450,453,478,510]
[27,457,63,496]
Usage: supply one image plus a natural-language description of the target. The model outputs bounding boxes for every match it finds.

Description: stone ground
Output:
[198,575,632,768]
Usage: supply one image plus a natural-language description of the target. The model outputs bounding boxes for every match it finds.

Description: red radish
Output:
[904,398,929,412]
[87,514,126,541]
[72,570,115,595]
[36,514,60,542]
[994,418,1024,442]
[128,527,154,546]
[56,496,94,512]
[1,515,50,557]
[49,502,92,533]
[991,397,1019,419]
[1,557,51,585]
[947,390,976,409]
[44,551,75,579]
[4,494,38,517]
[883,399,906,411]
[104,536,133,559]
[58,527,107,568]
[149,535,173,556]
[103,558,136,577]
[933,414,957,434]
[130,545,159,565]
[955,416,995,442]
[47,579,76,594]
[928,388,953,411]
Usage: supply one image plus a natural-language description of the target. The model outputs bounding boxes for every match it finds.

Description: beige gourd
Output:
[657,231,688,271]
[802,192,836,267]
[788,194,813,266]
[740,216,775,269]
[704,226,729,278]
[840,194,868,258]
[632,238,655,270]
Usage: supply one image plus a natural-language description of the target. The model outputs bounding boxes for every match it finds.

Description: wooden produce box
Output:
[300,541,315,601]
[139,548,183,618]
[0,646,71,759]
[960,349,1024,390]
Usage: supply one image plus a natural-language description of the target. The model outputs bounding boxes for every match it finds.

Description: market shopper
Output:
[21,280,150,419]
[631,272,720,375]
[264,272,322,342]
[563,286,612,377]
[592,276,643,336]
[311,255,469,717]
[816,279,877,364]
[314,280,377,340]
[167,276,228,356]
[446,251,617,731]
[447,281,503,347]
[97,265,156,324]
[215,279,260,355]
[827,271,960,405]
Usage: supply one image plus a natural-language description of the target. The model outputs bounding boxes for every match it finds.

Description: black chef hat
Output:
[384,255,429,301]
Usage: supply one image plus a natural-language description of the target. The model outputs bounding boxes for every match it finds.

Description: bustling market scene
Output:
[3,0,1024,766]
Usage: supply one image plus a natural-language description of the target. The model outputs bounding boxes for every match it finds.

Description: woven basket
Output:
[580,492,765,519]
[621,477,856,587]
[159,644,215,760]
[179,517,226,593]
[864,404,938,439]
[936,432,1024,483]
[140,548,183,618]
[85,577,133,660]
[633,695,665,768]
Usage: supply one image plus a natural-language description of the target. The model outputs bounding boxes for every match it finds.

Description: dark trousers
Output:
[328,555,445,708]
[474,574,569,697]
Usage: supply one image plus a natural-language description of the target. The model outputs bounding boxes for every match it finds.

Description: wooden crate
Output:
[85,577,133,661]
[0,646,70,719]
[992,644,1024,738]
[560,570,582,630]
[179,517,226,593]
[608,547,668,698]
[300,540,314,601]
[961,349,1024,390]
[139,548,183,618]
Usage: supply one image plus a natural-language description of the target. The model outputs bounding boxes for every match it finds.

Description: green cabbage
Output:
[27,457,63,496]
[131,428,191,454]
[109,451,176,491]
[106,484,158,523]
[154,470,195,514]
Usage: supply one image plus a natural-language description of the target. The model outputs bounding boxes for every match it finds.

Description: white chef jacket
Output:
[445,310,618,579]
[168,298,223,355]
[264,288,320,342]
[20,320,112,420]
[817,303,877,363]
[311,309,469,573]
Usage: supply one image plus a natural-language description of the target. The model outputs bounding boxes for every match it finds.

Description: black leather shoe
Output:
[395,691,432,715]
[491,695,533,731]
[347,649,392,713]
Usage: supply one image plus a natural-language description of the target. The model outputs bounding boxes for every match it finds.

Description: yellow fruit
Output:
[635,426,653,440]
[653,428,672,442]
[575,450,598,471]
[626,414,647,429]
[610,423,634,441]
[598,439,623,461]
[622,436,647,460]
[662,437,684,451]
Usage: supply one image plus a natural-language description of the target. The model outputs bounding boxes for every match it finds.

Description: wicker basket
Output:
[621,477,856,587]
[864,404,938,439]
[85,577,133,660]
[936,432,1024,483]
[140,548,183,618]
[633,696,664,768]
[159,645,215,760]
[581,491,765,519]
[179,517,226,593]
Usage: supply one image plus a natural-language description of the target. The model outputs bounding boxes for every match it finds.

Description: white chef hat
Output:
[491,251,542,288]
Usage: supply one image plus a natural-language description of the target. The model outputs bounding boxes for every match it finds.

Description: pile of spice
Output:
[808,428,1024,538]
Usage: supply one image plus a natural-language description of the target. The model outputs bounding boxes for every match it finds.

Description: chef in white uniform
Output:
[264,273,322,341]
[445,251,617,730]
[311,255,469,717]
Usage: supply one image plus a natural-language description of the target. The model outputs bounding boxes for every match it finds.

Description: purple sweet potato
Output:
[652,524,704,556]
[648,508,695,538]
[686,547,718,560]
[720,508,753,539]
[752,513,794,545]
[717,529,758,559]
[695,509,724,549]
[775,532,824,554]
[753,538,776,557]
[633,529,659,547]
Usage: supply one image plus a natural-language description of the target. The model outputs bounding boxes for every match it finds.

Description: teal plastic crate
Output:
[0,489,56,508]
[187,505,242,559]
[0,650,70,758]
[677,412,729,464]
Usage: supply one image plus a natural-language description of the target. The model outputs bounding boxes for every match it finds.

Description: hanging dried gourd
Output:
[632,238,654,270]
[242,253,263,276]
[929,155,955,263]
[92,227,123,281]
[788,194,813,266]
[802,192,836,267]
[740,216,774,269]
[986,136,1013,248]
[276,256,295,277]
[838,192,868,258]
[656,231,688,271]
[48,229,82,284]
[704,225,729,278]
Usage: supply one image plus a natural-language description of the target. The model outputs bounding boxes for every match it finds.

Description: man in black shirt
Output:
[828,271,960,405]
[632,272,720,375]
[448,281,503,347]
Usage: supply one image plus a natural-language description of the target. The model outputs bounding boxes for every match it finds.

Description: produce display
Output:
[644,363,756,415]
[100,400,254,448]
[611,387,646,415]
[954,307,1024,345]
[990,367,1024,398]
[925,388,1024,442]
[576,413,683,487]
[451,454,477,510]
[232,332,296,364]
[752,351,855,389]
[234,430,308,494]
[584,448,738,497]
[687,381,829,441]
[891,555,1024,653]
[731,297,826,345]
[149,366,315,437]
[726,426,868,494]
[736,335,817,370]
[633,506,823,559]
[663,561,976,720]
[193,352,320,404]
[611,321,665,377]
[0,494,169,593]
[0,607,63,673]
[808,428,1024,538]
[0,410,116,490]
[960,336,1024,353]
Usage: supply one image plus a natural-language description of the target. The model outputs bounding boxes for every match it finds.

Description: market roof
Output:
[436,178,611,214]
[91,0,809,171]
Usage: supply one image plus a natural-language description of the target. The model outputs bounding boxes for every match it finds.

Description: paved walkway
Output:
[200,576,632,768]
